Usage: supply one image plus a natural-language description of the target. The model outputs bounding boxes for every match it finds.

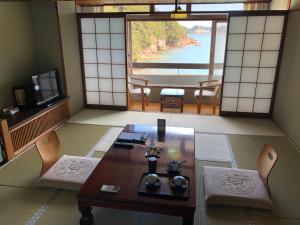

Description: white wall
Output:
[273,10,300,148]
[0,2,36,108]
[57,1,84,116]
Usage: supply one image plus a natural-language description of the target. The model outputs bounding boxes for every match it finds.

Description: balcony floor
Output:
[129,102,220,116]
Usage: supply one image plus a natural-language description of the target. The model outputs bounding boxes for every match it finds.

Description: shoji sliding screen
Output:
[78,14,127,109]
[220,12,287,117]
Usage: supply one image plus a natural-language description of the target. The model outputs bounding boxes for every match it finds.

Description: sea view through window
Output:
[129,20,227,77]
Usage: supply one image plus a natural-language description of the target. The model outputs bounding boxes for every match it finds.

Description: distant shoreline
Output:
[136,35,201,61]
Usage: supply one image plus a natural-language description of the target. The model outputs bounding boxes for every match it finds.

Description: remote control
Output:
[101,185,120,193]
[113,142,134,149]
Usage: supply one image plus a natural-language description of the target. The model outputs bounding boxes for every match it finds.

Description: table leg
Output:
[182,213,194,225]
[181,96,184,113]
[79,203,93,225]
[160,96,163,112]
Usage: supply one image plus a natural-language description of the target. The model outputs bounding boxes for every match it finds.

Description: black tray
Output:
[137,172,189,200]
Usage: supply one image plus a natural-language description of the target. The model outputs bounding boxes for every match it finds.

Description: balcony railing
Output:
[130,62,224,77]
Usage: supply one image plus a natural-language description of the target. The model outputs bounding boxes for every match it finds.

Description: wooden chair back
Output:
[213,85,221,97]
[257,144,278,194]
[35,131,61,176]
[199,80,220,89]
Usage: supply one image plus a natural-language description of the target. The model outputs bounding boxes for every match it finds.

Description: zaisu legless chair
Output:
[35,131,100,191]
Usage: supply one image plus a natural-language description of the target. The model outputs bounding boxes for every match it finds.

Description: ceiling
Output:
[76,0,271,5]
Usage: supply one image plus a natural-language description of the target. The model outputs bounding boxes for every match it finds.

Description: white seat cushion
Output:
[37,155,100,191]
[194,90,214,97]
[131,88,151,96]
[203,166,273,210]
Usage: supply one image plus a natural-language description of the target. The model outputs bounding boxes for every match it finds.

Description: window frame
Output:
[126,14,228,79]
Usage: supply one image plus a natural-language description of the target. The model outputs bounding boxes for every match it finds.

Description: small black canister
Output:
[148,157,157,173]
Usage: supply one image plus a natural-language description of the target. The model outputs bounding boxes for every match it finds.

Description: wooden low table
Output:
[77,124,195,225]
[160,88,185,112]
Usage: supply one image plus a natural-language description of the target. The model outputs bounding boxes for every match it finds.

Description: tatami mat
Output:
[195,133,232,162]
[92,127,123,152]
[35,160,247,225]
[68,109,285,136]
[1,121,299,225]
[35,190,139,225]
[57,123,110,156]
[0,123,109,188]
[252,216,300,225]
[228,135,300,220]
[0,186,54,225]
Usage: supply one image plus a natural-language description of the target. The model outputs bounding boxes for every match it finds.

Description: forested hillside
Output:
[132,21,195,61]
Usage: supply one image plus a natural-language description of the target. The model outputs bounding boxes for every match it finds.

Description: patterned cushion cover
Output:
[37,155,100,191]
[203,166,273,210]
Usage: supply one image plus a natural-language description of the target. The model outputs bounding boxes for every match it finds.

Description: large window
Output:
[127,18,227,78]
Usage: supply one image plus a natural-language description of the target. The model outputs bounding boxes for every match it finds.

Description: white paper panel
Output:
[253,99,271,113]
[100,92,113,105]
[86,92,99,105]
[85,78,99,91]
[81,18,95,33]
[96,34,110,49]
[111,34,125,49]
[98,64,111,78]
[241,68,258,82]
[222,98,237,111]
[244,34,263,51]
[255,84,273,98]
[237,98,254,112]
[257,68,276,83]
[113,79,126,92]
[84,64,98,77]
[243,51,260,67]
[223,83,239,97]
[113,93,127,106]
[222,14,285,114]
[110,18,124,33]
[262,34,282,50]
[229,17,247,33]
[227,34,245,50]
[265,16,284,33]
[111,50,125,64]
[224,67,241,82]
[260,51,279,67]
[226,51,243,66]
[246,16,266,33]
[97,49,111,63]
[95,18,109,33]
[82,34,96,48]
[112,65,126,78]
[99,78,112,92]
[83,49,97,63]
[239,83,256,98]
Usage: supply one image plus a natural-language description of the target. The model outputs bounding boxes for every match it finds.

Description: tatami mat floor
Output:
[68,109,285,136]
[0,112,299,225]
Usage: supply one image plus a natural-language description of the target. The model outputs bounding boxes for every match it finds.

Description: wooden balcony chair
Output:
[194,80,221,114]
[203,144,278,210]
[128,76,151,111]
[35,131,100,191]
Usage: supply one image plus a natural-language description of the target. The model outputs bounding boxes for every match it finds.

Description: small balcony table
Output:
[160,88,185,113]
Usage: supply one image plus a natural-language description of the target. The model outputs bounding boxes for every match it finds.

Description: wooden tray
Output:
[137,172,189,200]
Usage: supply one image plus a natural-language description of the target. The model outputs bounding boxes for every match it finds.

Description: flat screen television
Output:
[32,70,61,106]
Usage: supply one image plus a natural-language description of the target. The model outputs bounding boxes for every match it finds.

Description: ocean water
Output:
[135,32,226,76]
[145,33,211,64]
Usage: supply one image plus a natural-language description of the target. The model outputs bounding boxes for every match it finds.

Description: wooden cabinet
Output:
[0,98,69,161]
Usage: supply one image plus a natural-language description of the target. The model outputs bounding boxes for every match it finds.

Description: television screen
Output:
[32,70,61,106]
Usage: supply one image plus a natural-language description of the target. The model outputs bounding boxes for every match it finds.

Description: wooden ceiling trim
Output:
[75,0,272,6]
